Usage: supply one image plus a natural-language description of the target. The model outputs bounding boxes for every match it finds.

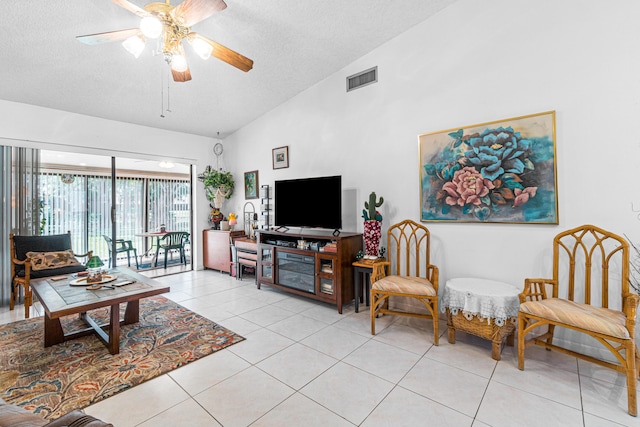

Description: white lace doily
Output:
[440,277,521,326]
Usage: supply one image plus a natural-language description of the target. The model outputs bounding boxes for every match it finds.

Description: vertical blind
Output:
[40,173,190,263]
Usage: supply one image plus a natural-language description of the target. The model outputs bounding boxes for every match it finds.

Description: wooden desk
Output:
[234,237,258,281]
[30,267,169,354]
[352,257,385,313]
[203,229,245,273]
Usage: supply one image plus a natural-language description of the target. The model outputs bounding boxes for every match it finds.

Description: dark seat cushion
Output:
[16,264,87,279]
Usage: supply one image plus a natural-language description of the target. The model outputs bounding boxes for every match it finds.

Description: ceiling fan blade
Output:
[111,0,150,18]
[172,68,192,82]
[192,33,253,72]
[76,28,141,45]
[172,0,227,27]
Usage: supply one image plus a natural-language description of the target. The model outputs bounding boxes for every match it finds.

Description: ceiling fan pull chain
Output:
[166,76,172,113]
[160,68,165,118]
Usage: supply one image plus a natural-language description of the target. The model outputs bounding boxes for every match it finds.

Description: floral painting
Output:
[419,111,558,224]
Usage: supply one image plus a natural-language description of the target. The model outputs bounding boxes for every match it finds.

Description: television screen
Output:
[274,175,342,230]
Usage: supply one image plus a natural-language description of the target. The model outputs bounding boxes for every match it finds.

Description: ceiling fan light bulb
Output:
[122,35,146,58]
[140,16,163,39]
[171,54,188,72]
[191,37,211,60]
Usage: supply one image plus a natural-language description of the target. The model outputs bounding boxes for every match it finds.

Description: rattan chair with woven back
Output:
[518,224,640,417]
[370,219,439,345]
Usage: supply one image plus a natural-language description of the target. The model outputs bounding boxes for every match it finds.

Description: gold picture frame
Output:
[419,111,558,224]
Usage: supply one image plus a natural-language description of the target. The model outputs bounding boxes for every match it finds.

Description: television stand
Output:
[256,229,362,314]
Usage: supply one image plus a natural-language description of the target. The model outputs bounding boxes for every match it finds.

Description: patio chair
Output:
[154,231,190,268]
[518,224,640,416]
[102,235,139,269]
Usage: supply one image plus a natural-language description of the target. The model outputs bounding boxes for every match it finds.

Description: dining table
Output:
[135,231,169,263]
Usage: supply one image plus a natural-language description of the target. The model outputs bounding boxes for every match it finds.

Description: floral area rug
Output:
[0,296,244,420]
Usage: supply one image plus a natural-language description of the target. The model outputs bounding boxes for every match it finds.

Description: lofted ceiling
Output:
[0,0,458,139]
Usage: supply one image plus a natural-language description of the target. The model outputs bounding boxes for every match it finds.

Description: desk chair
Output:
[233,238,258,282]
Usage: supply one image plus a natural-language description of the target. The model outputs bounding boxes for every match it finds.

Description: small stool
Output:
[441,277,520,360]
[352,258,385,313]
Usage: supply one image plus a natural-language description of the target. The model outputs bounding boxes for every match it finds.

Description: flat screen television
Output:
[274,175,342,230]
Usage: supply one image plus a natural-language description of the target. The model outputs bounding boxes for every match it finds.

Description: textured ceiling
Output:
[0,0,457,138]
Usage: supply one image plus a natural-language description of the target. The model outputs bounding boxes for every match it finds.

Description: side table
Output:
[441,277,520,360]
[352,258,385,313]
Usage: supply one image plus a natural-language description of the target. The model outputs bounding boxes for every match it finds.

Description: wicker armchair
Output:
[518,224,640,416]
[370,220,439,345]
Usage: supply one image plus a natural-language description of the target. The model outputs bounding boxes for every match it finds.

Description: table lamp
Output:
[86,256,104,284]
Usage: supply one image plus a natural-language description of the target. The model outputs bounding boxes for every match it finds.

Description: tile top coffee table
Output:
[30,267,170,354]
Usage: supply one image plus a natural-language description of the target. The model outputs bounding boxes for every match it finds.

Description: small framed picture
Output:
[272,146,289,169]
[244,170,259,199]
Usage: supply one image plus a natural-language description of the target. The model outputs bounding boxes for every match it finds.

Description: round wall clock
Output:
[214,143,224,171]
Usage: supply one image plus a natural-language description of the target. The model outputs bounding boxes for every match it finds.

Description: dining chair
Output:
[518,224,639,416]
[154,231,190,268]
[102,235,139,269]
[370,219,440,345]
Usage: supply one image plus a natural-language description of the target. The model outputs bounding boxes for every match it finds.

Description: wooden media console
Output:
[256,229,362,314]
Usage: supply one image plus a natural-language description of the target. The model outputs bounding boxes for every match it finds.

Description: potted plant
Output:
[362,192,384,259]
[198,166,235,208]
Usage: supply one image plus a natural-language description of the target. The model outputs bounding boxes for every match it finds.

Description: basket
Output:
[446,309,516,360]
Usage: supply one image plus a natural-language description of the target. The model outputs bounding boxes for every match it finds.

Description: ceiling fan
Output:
[76,0,253,82]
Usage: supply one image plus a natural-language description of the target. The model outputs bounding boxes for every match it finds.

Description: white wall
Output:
[0,99,217,268]
[224,0,640,354]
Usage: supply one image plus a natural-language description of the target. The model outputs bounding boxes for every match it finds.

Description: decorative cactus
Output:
[363,192,384,221]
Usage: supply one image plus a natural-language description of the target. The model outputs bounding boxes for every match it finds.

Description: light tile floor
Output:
[2,269,638,426]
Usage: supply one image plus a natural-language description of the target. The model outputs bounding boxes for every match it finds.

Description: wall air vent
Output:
[346,66,377,92]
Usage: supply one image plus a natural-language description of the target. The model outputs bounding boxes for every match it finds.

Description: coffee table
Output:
[30,267,170,354]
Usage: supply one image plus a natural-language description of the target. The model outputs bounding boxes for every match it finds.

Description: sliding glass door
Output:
[39,150,192,274]
[40,152,113,257]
